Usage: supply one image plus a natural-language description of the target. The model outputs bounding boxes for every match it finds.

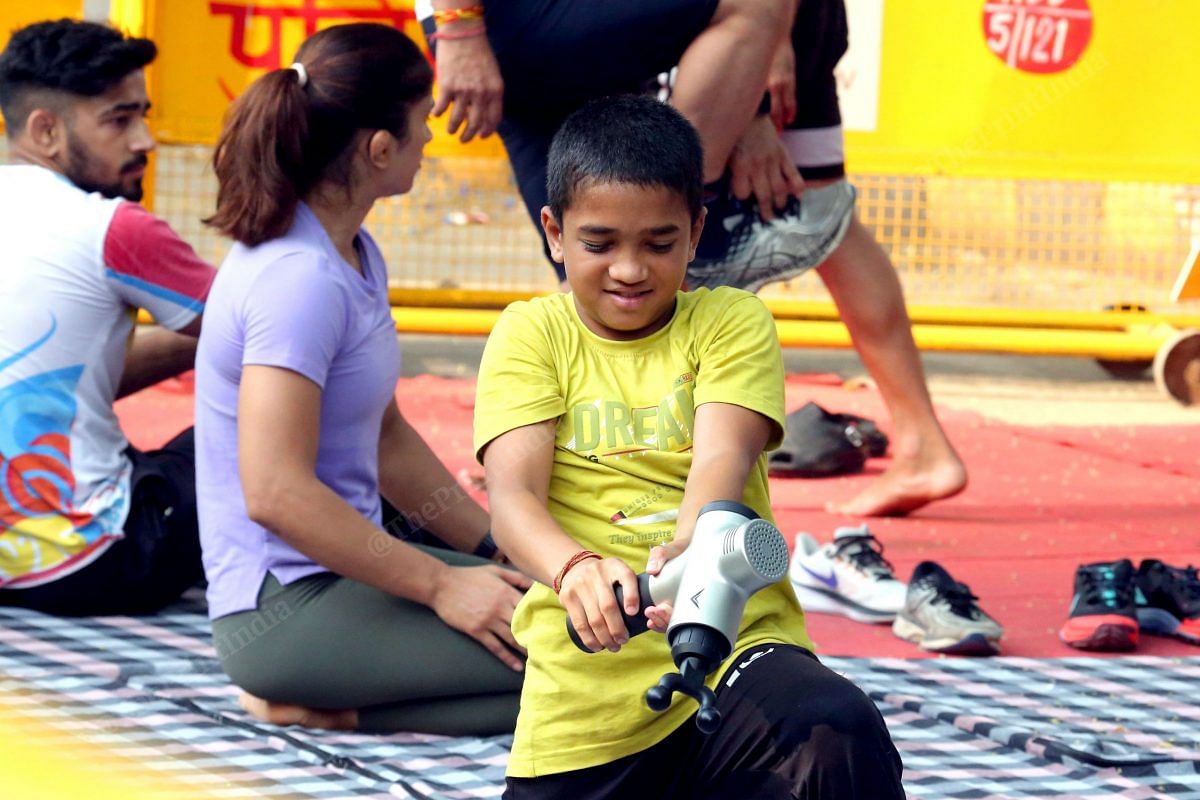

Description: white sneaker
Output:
[789,525,906,623]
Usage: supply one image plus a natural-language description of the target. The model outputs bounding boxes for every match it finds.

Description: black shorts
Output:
[0,427,202,616]
[424,0,719,114]
[503,643,904,800]
[785,0,849,179]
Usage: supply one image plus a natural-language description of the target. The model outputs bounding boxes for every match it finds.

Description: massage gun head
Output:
[666,502,789,669]
[725,516,790,586]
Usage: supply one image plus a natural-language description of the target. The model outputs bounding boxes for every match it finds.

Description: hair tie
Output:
[290,62,308,88]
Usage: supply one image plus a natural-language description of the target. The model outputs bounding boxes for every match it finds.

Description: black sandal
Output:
[767,402,887,478]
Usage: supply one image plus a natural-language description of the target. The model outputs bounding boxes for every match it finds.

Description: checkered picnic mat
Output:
[2,603,1199,799]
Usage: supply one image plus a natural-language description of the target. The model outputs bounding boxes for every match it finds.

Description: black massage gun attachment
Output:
[644,623,730,734]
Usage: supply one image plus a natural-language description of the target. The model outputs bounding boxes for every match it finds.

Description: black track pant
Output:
[505,643,905,799]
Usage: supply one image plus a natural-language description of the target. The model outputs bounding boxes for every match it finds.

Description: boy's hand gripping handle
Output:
[562,501,789,733]
[565,563,686,652]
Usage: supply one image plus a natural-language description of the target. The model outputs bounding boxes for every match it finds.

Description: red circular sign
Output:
[983,0,1093,74]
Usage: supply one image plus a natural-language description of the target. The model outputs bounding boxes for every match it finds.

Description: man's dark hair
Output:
[547,95,704,224]
[0,19,157,133]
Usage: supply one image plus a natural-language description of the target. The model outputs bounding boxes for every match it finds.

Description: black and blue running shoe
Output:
[1135,559,1200,645]
[1059,560,1139,651]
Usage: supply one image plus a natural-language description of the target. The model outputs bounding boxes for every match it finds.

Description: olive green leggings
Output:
[212,546,522,736]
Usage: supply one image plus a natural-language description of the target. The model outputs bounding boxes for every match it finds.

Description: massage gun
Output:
[566,500,789,732]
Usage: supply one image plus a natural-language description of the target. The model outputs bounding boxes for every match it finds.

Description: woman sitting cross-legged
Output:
[194,22,528,736]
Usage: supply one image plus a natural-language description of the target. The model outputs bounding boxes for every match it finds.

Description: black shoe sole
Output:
[933,633,1001,657]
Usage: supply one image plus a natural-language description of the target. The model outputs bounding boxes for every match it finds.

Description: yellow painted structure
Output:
[132,300,1177,361]
[1173,243,1200,303]
[384,288,1200,331]
[117,0,1197,329]
[0,2,83,47]
[380,306,1170,361]
[847,2,1199,185]
[5,1,1198,356]
[111,0,500,158]
[0,1,84,138]
[122,0,1200,182]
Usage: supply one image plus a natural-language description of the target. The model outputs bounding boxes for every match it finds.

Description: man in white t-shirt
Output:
[0,19,215,614]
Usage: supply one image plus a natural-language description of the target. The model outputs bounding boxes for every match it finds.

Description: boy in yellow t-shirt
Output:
[475,95,903,799]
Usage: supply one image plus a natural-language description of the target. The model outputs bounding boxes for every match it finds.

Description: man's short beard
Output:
[65,135,144,201]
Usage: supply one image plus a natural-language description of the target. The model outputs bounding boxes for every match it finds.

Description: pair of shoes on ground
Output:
[789,526,1003,656]
[1059,558,1200,651]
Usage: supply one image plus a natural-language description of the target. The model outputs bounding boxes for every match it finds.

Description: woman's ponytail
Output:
[205,67,311,246]
[205,24,432,246]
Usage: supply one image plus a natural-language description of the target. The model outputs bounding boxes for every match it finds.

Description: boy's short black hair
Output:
[0,19,157,133]
[546,94,704,224]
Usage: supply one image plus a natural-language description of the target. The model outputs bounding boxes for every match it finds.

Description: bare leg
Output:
[673,0,794,181]
[239,690,359,730]
[815,216,967,516]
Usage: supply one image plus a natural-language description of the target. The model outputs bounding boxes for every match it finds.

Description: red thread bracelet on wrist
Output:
[553,550,601,594]
[429,23,486,41]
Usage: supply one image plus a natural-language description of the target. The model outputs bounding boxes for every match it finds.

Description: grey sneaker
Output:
[892,561,1003,656]
[687,180,856,293]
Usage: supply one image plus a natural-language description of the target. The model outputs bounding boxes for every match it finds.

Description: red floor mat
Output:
[115,373,1200,661]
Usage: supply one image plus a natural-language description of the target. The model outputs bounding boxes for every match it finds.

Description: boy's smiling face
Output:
[542,181,705,341]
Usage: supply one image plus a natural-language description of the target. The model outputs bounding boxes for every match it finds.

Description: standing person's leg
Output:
[668,0,795,180]
[496,108,567,285]
[815,221,968,516]
[214,546,523,737]
[783,0,966,516]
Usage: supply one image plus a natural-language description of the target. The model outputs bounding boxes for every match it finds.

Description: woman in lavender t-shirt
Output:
[194,23,528,735]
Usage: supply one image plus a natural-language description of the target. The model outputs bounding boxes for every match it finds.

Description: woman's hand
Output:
[430,564,531,670]
[558,556,641,654]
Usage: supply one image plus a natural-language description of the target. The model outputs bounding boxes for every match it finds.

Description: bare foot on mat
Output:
[239,691,359,730]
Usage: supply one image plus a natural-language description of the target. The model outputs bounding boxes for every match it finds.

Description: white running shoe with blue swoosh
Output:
[789,526,906,623]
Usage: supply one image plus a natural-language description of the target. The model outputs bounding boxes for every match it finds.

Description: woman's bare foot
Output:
[238,690,358,730]
[827,447,967,517]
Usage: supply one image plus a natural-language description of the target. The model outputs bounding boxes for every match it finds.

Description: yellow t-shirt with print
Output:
[474,287,813,778]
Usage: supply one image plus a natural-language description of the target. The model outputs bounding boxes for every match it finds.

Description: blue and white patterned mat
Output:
[2,603,1198,799]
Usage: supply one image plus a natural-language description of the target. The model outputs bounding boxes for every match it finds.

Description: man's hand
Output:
[728,115,805,221]
[430,564,530,670]
[766,38,797,131]
[432,35,504,143]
